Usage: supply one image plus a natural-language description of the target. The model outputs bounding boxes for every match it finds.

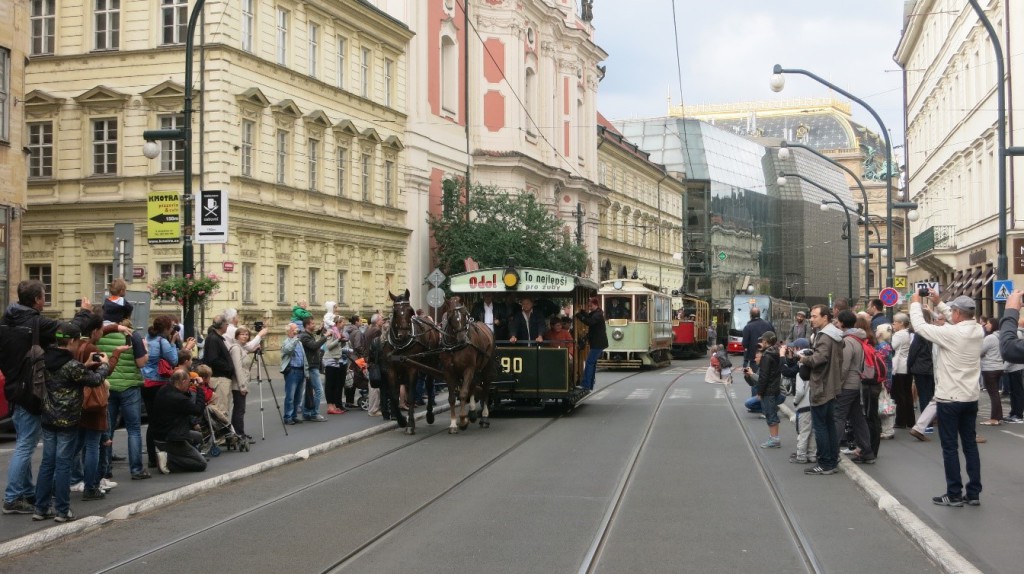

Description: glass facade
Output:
[615,118,857,312]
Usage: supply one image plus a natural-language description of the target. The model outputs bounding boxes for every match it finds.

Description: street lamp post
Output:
[778,172,856,301]
[143,0,206,339]
[770,65,896,312]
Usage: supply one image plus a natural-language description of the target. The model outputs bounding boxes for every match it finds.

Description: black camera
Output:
[254,321,265,332]
[173,324,182,333]
[91,352,103,362]
[75,299,82,307]
[918,287,930,297]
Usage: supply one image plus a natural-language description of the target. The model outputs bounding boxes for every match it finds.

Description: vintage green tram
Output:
[597,278,674,368]
[447,266,598,408]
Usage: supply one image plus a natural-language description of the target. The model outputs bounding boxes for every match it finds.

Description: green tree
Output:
[428,181,589,275]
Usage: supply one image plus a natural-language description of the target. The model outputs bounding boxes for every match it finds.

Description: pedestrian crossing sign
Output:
[993,280,1013,302]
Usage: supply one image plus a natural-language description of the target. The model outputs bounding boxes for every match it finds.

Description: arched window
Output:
[524,67,537,135]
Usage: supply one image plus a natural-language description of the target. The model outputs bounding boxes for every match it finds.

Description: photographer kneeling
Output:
[150,369,208,473]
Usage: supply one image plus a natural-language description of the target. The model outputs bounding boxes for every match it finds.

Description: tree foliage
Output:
[428,181,589,276]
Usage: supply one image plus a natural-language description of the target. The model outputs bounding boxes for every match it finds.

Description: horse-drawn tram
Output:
[447,266,599,410]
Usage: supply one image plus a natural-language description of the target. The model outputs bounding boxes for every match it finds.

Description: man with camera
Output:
[798,304,844,476]
[298,317,329,421]
[909,289,984,506]
[150,369,207,473]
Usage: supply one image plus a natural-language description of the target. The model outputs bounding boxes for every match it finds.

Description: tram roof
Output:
[449,267,599,294]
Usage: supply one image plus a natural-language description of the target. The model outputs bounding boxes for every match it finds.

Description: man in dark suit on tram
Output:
[471,293,509,341]
[508,296,547,343]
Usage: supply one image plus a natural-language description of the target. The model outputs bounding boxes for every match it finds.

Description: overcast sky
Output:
[591,1,908,141]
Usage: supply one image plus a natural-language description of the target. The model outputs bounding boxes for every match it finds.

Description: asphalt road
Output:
[1,362,949,573]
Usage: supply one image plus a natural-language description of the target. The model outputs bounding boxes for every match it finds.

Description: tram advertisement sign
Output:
[450,268,575,292]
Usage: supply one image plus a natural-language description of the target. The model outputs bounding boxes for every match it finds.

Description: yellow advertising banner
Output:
[147,192,181,244]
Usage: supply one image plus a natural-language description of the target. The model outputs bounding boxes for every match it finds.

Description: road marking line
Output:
[627,388,653,400]
[999,429,1024,440]
[669,389,692,400]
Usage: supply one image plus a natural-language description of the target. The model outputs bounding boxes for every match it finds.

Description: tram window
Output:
[636,299,648,321]
[606,297,631,319]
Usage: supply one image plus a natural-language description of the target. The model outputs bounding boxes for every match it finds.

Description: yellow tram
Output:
[597,279,673,368]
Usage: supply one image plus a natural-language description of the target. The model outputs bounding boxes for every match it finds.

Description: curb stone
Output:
[777,403,982,574]
[0,402,451,560]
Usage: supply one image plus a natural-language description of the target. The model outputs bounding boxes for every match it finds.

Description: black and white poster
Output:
[196,189,228,244]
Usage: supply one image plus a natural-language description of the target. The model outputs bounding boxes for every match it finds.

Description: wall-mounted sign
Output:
[223,261,235,272]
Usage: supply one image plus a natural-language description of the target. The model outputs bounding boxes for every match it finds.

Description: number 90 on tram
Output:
[597,279,673,368]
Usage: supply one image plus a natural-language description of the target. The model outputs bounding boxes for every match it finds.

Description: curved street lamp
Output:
[771,64,896,314]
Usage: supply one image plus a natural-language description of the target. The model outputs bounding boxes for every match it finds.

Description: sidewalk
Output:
[781,392,1021,574]
[0,388,450,559]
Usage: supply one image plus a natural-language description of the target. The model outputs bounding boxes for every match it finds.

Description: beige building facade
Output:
[0,1,29,303]
[895,0,1023,318]
[23,0,412,332]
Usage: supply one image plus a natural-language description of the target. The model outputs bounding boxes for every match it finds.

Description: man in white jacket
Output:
[908,292,983,507]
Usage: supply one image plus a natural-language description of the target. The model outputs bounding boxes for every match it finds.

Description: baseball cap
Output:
[758,331,778,345]
[949,296,976,311]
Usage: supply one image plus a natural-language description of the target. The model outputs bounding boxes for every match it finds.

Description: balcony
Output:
[913,225,956,257]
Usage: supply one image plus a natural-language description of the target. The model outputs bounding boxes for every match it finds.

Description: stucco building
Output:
[0,0,29,303]
[895,0,1022,318]
[22,0,412,330]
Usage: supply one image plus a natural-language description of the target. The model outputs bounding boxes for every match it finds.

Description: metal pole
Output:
[968,1,1007,316]
[181,0,206,340]
[774,65,894,314]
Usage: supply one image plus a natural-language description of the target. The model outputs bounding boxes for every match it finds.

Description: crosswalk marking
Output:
[670,389,692,400]
[627,388,654,400]
[714,388,737,399]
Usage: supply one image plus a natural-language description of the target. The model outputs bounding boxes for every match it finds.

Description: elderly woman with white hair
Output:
[874,322,897,441]
[890,312,917,430]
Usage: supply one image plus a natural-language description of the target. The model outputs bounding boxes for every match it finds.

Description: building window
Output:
[384,160,394,206]
[242,263,255,304]
[361,153,371,201]
[28,122,53,178]
[0,49,7,142]
[308,268,319,305]
[241,119,254,177]
[308,23,318,78]
[384,57,394,107]
[277,265,288,304]
[94,0,120,51]
[308,138,319,191]
[524,67,537,135]
[241,0,255,52]
[361,47,370,98]
[441,36,457,114]
[276,8,288,66]
[337,146,347,197]
[161,0,187,45]
[336,36,346,89]
[31,0,56,56]
[92,118,118,175]
[159,114,185,172]
[336,270,346,304]
[27,265,52,306]
[92,264,113,303]
[276,129,288,184]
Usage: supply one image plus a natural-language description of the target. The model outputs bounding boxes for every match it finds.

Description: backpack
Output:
[27,318,48,401]
[845,334,887,385]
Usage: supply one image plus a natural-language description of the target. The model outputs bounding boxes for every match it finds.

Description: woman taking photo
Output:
[142,315,196,469]
[227,325,267,439]
[890,313,916,429]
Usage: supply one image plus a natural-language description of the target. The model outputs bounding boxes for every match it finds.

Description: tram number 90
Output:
[500,356,523,374]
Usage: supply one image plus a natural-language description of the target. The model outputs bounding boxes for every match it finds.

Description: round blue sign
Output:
[879,287,899,307]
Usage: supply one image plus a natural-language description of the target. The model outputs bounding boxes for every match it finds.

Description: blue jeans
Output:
[73,428,103,491]
[4,405,42,503]
[303,369,324,418]
[811,400,839,470]
[106,386,144,476]
[583,347,604,390]
[283,366,305,422]
[936,401,982,499]
[35,427,78,516]
[744,394,785,413]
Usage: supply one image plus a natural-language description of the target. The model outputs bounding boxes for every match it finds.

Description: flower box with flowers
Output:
[150,273,221,308]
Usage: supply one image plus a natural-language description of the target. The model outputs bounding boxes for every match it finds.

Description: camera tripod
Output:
[250,347,288,438]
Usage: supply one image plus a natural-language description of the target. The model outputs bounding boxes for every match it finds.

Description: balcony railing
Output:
[913,225,956,256]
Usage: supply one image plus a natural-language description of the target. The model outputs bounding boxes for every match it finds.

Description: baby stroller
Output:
[193,401,249,456]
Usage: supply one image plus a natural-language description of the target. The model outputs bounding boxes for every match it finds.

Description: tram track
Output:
[90,370,650,573]
[721,381,826,574]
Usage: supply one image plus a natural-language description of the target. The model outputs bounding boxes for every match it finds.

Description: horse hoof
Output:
[469,410,478,423]
[448,427,457,434]
[458,423,469,431]
[426,411,435,425]
[481,420,490,428]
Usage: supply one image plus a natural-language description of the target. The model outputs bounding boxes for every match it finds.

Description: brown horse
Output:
[439,296,496,433]
[380,290,440,435]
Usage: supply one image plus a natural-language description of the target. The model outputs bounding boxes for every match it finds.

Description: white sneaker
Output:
[156,450,170,474]
[69,482,85,493]
[99,478,118,490]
